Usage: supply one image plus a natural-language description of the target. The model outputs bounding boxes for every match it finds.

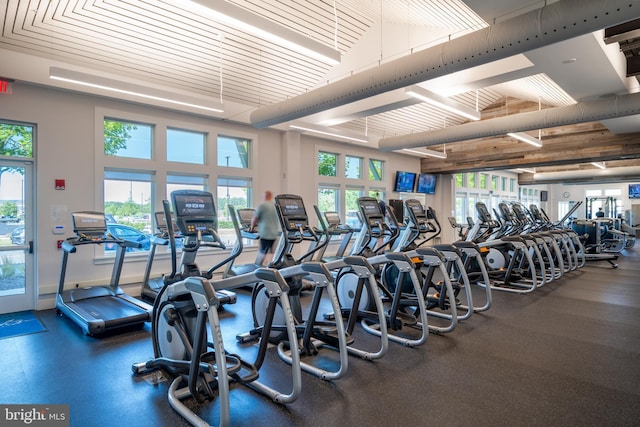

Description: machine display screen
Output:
[72,211,107,233]
[279,197,307,218]
[360,199,381,216]
[155,211,178,232]
[406,200,424,215]
[237,209,255,226]
[475,202,492,222]
[173,192,216,218]
[324,212,340,226]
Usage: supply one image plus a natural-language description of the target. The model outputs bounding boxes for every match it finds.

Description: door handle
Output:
[28,240,33,254]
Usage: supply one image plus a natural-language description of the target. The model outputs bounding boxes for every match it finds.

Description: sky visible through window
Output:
[104,180,151,204]
[0,171,23,200]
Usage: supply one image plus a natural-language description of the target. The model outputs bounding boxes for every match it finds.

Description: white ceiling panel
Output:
[1,0,639,177]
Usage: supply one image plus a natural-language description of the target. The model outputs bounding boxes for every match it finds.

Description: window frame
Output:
[95,107,259,258]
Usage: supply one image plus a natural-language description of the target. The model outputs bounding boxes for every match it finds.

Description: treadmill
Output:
[56,211,152,335]
[140,211,182,302]
[222,208,262,278]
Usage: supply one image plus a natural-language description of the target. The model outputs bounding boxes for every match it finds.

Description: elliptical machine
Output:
[336,196,432,344]
[133,193,303,427]
[140,195,236,305]
[239,194,355,380]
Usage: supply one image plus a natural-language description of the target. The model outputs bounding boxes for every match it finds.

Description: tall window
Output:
[318,187,339,214]
[467,172,476,189]
[341,188,362,229]
[345,155,362,179]
[217,177,252,246]
[369,159,384,181]
[166,174,207,197]
[0,122,33,158]
[467,194,479,223]
[103,170,153,252]
[345,187,364,225]
[491,176,498,190]
[218,135,250,168]
[480,173,488,190]
[0,122,32,222]
[368,189,384,199]
[167,128,205,164]
[104,119,152,159]
[318,151,338,176]
[455,194,466,223]
[455,173,464,188]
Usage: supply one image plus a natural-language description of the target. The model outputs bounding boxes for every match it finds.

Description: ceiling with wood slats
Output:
[1,0,640,183]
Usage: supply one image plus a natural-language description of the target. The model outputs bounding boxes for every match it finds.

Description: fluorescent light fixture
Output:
[49,67,224,113]
[188,0,340,65]
[401,148,447,159]
[591,162,606,169]
[507,132,543,148]
[289,124,369,143]
[516,168,536,174]
[405,85,481,121]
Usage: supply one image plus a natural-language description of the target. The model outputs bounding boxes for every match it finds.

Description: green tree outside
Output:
[0,124,33,193]
[0,201,18,218]
[104,119,137,155]
[317,188,337,213]
[318,152,337,176]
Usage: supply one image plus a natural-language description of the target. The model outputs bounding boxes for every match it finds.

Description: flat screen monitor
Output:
[278,196,307,218]
[171,190,216,218]
[394,171,416,193]
[629,184,640,199]
[415,173,437,194]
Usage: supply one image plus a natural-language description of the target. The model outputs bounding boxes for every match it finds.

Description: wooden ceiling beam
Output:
[420,122,640,175]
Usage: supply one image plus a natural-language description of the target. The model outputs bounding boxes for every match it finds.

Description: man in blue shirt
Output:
[251,190,280,266]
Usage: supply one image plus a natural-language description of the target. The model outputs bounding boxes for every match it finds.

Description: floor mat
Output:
[0,311,47,340]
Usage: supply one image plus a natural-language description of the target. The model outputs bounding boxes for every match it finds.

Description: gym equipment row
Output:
[59,189,628,426]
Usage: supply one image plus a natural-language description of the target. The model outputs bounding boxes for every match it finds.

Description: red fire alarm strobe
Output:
[55,179,65,190]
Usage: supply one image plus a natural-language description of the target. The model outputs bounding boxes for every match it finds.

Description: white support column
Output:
[281,131,302,194]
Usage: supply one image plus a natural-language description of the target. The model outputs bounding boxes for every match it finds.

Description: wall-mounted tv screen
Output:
[416,173,437,194]
[629,184,640,199]
[394,171,416,193]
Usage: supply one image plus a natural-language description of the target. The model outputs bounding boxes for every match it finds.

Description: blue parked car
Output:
[105,224,151,251]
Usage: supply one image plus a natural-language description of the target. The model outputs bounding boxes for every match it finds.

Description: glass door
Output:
[0,123,35,314]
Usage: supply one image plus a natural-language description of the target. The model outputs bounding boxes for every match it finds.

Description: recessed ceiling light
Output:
[562,58,577,64]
